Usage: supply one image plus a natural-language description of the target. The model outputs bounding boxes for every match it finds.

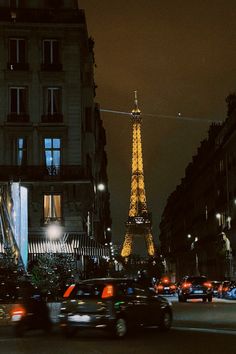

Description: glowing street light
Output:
[97,183,105,191]
[46,223,63,240]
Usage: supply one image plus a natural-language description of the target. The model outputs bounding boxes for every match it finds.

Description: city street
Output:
[0,297,236,354]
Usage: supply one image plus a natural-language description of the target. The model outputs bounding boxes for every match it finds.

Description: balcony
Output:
[7,62,29,71]
[41,63,62,71]
[41,114,63,123]
[0,8,86,24]
[7,113,29,123]
[0,165,92,182]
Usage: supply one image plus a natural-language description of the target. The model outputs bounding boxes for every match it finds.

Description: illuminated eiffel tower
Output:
[121,92,155,259]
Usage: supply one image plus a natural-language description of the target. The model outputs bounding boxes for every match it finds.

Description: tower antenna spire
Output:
[132,90,141,117]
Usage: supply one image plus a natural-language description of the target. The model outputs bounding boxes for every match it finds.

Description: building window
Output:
[42,39,61,70]
[8,38,28,70]
[44,138,61,175]
[44,194,62,222]
[46,88,61,115]
[15,137,27,165]
[8,87,28,122]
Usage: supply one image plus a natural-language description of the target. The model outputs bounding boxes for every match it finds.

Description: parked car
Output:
[154,277,177,295]
[0,278,51,336]
[178,276,213,302]
[211,281,222,297]
[218,280,231,298]
[224,281,236,299]
[59,277,173,338]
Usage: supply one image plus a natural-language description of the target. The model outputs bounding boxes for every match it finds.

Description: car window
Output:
[71,284,105,299]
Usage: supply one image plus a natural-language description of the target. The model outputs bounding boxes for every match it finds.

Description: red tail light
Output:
[11,305,26,318]
[203,282,212,288]
[101,285,114,299]
[183,282,191,288]
[170,285,176,290]
[63,284,75,298]
[157,284,164,290]
[223,287,229,292]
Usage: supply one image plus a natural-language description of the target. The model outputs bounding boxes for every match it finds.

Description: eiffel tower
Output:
[121,92,155,259]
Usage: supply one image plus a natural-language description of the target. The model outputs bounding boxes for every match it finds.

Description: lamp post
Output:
[188,234,199,275]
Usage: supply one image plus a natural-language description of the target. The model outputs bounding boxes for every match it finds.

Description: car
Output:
[0,278,51,336]
[59,277,173,338]
[224,281,236,299]
[154,277,177,295]
[211,281,222,297]
[218,280,231,298]
[178,276,213,302]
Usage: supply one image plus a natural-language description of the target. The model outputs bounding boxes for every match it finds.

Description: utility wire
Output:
[100,109,223,124]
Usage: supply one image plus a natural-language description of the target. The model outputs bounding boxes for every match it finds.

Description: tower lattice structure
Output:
[121,92,155,258]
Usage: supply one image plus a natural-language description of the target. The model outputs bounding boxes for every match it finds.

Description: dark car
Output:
[218,280,231,298]
[211,281,222,297]
[59,277,173,338]
[154,277,177,295]
[0,279,51,336]
[178,276,213,302]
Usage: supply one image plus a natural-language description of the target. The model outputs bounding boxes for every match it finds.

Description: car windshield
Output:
[71,283,107,299]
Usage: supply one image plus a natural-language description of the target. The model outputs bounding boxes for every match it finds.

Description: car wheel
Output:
[159,310,172,331]
[208,296,212,302]
[111,317,128,339]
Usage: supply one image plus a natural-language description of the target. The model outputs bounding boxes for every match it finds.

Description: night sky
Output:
[79,0,236,248]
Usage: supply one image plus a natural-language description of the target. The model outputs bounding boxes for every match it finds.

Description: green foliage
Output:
[29,253,77,300]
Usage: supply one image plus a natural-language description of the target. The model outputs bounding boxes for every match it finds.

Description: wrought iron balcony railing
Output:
[41,63,62,71]
[7,113,29,123]
[41,114,63,123]
[0,165,92,182]
[7,62,29,71]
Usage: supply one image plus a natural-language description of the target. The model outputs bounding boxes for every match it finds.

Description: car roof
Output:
[81,277,134,284]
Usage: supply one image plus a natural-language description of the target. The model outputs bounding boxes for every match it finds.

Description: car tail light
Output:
[223,287,229,292]
[183,282,191,288]
[162,277,169,284]
[170,285,176,290]
[11,305,26,321]
[63,284,75,298]
[203,282,212,288]
[157,284,164,290]
[101,285,114,299]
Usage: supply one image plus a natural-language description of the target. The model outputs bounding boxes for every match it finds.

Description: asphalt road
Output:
[0,297,236,354]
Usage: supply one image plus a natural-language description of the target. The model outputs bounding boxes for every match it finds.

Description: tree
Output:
[29,254,77,300]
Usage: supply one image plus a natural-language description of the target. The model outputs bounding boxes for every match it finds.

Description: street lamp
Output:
[46,223,63,240]
[97,183,105,191]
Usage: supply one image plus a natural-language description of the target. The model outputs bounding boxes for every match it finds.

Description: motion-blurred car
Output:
[218,280,231,298]
[0,279,51,336]
[154,277,177,295]
[211,281,222,297]
[59,277,173,338]
[178,276,213,302]
[223,281,236,300]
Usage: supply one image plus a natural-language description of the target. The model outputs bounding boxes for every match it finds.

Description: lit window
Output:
[44,138,61,174]
[44,194,61,222]
[16,138,27,165]
[43,39,60,65]
[9,87,27,115]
